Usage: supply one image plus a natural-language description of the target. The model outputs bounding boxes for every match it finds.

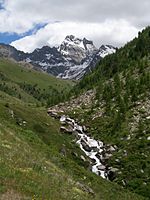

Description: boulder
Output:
[76,182,95,196]
[60,146,66,156]
[104,153,113,159]
[83,125,87,132]
[47,110,59,119]
[60,126,73,134]
[107,168,119,181]
[90,158,96,164]
[97,165,106,171]
[108,146,116,152]
[80,155,86,162]
[91,146,99,152]
[95,153,102,160]
[81,139,92,152]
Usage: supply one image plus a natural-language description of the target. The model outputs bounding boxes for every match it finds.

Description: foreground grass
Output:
[0,92,146,200]
[0,58,147,199]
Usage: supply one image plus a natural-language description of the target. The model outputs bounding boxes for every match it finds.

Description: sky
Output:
[0,0,149,52]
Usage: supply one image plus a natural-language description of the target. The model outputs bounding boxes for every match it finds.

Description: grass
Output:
[0,98,146,199]
[0,58,73,91]
[0,58,73,105]
[0,59,147,199]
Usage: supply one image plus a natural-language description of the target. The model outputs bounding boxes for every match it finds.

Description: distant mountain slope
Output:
[57,27,150,198]
[0,58,73,105]
[0,36,116,80]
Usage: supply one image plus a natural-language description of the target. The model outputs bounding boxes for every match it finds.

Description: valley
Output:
[0,27,150,200]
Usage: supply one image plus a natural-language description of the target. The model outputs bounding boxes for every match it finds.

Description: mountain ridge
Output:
[0,36,116,80]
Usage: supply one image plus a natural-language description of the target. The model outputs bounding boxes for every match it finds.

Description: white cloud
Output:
[11,20,140,52]
[0,0,149,51]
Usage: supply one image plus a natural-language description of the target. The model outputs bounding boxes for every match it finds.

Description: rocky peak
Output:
[83,38,97,52]
[65,35,82,43]
[58,35,98,65]
[0,36,116,80]
[98,45,116,58]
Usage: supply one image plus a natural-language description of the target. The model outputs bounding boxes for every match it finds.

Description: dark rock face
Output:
[0,44,27,61]
[0,36,116,80]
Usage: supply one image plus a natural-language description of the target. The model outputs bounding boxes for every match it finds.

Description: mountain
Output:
[51,27,150,199]
[0,36,116,80]
[0,59,144,199]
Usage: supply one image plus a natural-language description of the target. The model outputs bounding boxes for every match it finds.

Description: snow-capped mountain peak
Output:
[0,36,116,80]
[83,38,97,52]
[98,45,116,58]
[59,35,98,65]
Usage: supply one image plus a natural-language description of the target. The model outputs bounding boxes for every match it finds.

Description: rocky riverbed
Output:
[48,109,118,181]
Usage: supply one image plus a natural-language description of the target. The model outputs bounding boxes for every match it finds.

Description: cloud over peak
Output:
[11,20,139,53]
[0,0,149,52]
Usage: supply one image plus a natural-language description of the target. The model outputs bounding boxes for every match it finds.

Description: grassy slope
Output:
[0,95,145,200]
[0,60,145,199]
[0,58,73,105]
[0,58,72,91]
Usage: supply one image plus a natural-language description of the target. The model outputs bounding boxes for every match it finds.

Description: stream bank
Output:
[48,109,118,181]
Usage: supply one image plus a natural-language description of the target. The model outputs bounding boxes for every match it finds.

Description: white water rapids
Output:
[60,115,108,179]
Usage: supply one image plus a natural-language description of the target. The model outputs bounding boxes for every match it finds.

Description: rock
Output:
[100,157,107,165]
[76,182,95,196]
[81,139,92,152]
[108,146,116,152]
[9,109,14,118]
[60,126,73,134]
[66,117,74,123]
[60,115,66,125]
[80,155,86,162]
[83,125,87,132]
[67,121,74,127]
[60,146,66,156]
[22,121,27,126]
[147,136,150,140]
[91,146,99,152]
[90,158,96,164]
[97,165,106,171]
[107,168,119,181]
[72,152,78,157]
[48,111,113,180]
[60,121,66,125]
[95,153,102,160]
[122,180,127,186]
[104,153,113,159]
[60,115,66,122]
[47,110,59,119]
[73,123,83,133]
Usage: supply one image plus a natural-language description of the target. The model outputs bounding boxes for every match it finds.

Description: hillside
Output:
[0,59,145,199]
[0,58,73,105]
[52,27,150,198]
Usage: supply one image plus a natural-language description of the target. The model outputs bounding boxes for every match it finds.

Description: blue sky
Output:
[0,33,22,44]
[0,23,47,44]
